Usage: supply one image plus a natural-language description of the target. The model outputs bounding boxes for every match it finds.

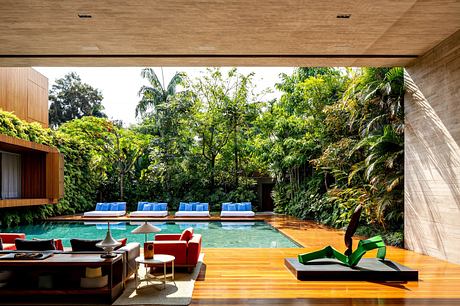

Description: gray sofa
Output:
[1,241,140,282]
[64,242,140,281]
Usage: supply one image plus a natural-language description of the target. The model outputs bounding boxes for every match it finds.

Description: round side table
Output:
[135,254,175,290]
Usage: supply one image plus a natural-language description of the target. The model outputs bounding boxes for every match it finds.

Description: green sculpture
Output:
[298,205,386,267]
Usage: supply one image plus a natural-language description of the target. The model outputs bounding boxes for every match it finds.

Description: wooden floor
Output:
[190,215,460,305]
[49,213,460,305]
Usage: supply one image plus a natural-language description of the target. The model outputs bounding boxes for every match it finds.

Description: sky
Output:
[35,67,294,126]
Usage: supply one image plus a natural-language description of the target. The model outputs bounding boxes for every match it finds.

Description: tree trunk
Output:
[234,127,239,187]
[120,170,124,200]
[210,155,216,193]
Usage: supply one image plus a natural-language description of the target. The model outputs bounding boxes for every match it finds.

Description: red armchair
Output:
[151,233,202,268]
[0,233,26,250]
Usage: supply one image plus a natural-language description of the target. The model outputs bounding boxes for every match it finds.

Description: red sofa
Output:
[0,233,26,250]
[151,232,202,268]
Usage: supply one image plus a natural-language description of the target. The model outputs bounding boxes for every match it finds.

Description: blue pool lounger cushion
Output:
[83,202,127,217]
[175,202,210,217]
[220,202,255,217]
[129,201,169,217]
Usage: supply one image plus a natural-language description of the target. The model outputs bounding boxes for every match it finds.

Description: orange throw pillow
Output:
[179,227,194,241]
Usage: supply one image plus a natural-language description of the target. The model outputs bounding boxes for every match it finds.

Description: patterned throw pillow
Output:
[137,202,147,211]
[195,204,204,211]
[237,203,247,211]
[143,204,152,211]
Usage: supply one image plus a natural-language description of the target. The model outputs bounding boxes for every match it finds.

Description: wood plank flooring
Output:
[191,215,460,305]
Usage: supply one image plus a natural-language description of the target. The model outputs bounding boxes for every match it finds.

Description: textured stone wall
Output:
[404,30,460,264]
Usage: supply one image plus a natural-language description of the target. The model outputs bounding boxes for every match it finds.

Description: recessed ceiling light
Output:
[337,14,351,19]
[78,13,92,19]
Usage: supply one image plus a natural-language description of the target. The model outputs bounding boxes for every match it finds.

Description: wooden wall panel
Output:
[0,68,28,119]
[0,134,62,209]
[21,152,46,198]
[404,30,460,264]
[27,79,48,125]
[0,67,48,127]
[46,152,64,200]
[0,198,56,208]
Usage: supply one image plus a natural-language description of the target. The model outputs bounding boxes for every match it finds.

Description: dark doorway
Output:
[261,183,275,211]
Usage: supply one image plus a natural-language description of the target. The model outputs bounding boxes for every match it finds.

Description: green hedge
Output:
[0,110,98,227]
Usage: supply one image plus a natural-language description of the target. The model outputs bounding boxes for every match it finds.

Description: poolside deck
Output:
[48,214,460,305]
[47,212,271,222]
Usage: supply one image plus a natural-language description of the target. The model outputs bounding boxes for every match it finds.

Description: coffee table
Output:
[135,254,175,290]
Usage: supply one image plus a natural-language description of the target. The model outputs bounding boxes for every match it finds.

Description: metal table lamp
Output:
[131,221,161,242]
[96,222,121,258]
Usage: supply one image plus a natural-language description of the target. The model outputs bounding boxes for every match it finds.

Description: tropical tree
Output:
[58,117,150,201]
[136,68,186,119]
[137,68,195,201]
[347,68,405,226]
[189,68,262,192]
[48,72,106,128]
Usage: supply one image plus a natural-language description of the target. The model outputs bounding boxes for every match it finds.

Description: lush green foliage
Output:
[0,110,99,226]
[1,67,404,246]
[259,67,404,245]
[49,72,106,128]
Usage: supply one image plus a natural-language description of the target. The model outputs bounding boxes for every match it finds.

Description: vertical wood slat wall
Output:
[46,152,64,200]
[0,67,48,127]
[21,152,46,198]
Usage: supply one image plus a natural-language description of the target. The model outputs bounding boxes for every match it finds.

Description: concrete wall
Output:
[404,30,460,264]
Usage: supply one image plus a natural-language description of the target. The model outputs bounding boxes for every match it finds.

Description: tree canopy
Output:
[48,72,106,128]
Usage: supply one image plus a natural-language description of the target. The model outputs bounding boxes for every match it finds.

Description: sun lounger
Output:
[129,202,169,217]
[175,202,210,217]
[83,202,126,217]
[220,202,255,217]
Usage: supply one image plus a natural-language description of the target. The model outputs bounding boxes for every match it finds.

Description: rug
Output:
[113,254,204,306]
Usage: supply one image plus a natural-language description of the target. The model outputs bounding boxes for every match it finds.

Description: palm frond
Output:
[167,72,185,96]
[141,68,164,92]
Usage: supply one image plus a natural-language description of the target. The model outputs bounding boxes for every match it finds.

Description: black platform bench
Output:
[285,258,418,281]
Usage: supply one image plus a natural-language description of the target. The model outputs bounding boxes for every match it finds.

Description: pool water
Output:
[0,221,301,248]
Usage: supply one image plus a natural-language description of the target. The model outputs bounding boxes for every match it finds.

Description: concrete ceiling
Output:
[0,0,459,67]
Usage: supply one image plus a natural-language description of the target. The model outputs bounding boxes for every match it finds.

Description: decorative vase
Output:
[144,242,154,259]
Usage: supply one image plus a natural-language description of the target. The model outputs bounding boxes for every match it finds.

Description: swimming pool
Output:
[0,221,301,248]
